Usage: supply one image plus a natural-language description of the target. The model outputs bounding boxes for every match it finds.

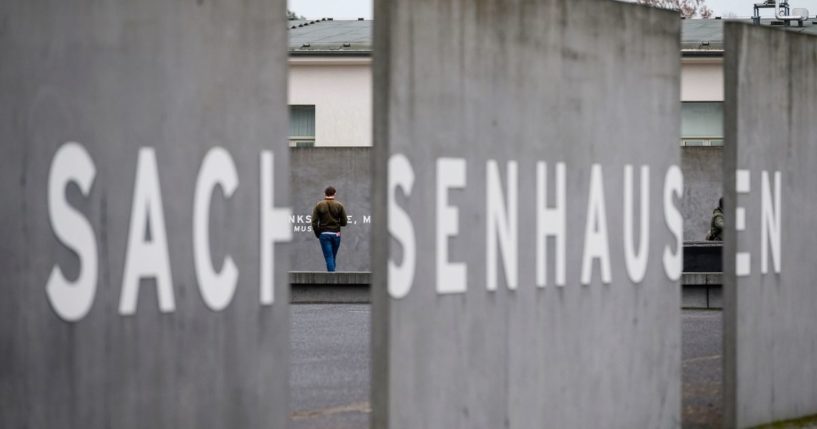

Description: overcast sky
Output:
[288,0,817,20]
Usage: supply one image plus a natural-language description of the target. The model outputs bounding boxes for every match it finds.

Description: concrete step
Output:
[289,271,723,308]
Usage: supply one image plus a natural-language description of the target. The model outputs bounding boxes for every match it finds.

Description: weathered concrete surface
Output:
[683,147,723,241]
[290,147,371,271]
[290,271,371,285]
[372,0,682,427]
[683,272,723,286]
[291,285,371,304]
[0,2,289,428]
[723,23,817,428]
[290,271,370,303]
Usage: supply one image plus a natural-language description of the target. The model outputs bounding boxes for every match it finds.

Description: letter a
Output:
[581,164,612,285]
[120,148,176,315]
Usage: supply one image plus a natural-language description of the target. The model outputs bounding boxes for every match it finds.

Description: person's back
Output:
[312,199,346,234]
[706,197,724,241]
[311,186,347,272]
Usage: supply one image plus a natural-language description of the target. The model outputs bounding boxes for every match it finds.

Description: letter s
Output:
[46,142,98,322]
[388,154,416,299]
[663,165,683,281]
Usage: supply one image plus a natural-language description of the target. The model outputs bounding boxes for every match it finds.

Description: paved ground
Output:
[682,310,723,429]
[289,305,724,428]
[290,305,370,429]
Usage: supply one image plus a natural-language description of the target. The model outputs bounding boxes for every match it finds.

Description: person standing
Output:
[706,197,724,241]
[311,186,348,272]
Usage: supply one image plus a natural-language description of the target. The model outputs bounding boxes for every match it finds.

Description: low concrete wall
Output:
[289,271,371,303]
[289,271,723,307]
[289,147,371,271]
[681,273,722,309]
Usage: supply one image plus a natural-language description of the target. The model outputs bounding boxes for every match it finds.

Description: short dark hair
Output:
[324,186,336,196]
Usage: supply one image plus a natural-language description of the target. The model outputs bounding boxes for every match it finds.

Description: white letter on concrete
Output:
[663,165,683,281]
[194,147,239,311]
[119,148,175,315]
[436,158,467,294]
[46,142,98,322]
[624,165,650,284]
[260,151,292,305]
[761,170,782,274]
[486,160,518,291]
[388,154,416,299]
[536,162,566,287]
[581,164,612,285]
[735,169,751,276]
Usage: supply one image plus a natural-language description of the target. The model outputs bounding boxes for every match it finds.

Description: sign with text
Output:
[289,147,372,271]
[723,23,817,428]
[372,0,683,427]
[0,2,290,427]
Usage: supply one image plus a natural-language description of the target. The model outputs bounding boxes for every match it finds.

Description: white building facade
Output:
[288,19,734,149]
[288,56,372,147]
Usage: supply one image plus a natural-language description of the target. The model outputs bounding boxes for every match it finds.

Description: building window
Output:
[681,102,723,146]
[289,105,315,147]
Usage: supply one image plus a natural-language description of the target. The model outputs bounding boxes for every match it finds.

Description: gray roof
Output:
[681,18,817,54]
[288,19,372,56]
[288,18,817,57]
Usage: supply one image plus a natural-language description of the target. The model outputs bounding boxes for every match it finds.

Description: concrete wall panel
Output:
[289,147,371,271]
[723,23,817,428]
[683,147,723,240]
[372,0,682,427]
[0,2,290,427]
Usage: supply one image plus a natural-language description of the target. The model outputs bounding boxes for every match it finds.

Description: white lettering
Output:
[536,162,566,287]
[736,169,751,276]
[193,147,239,311]
[119,148,175,315]
[662,165,683,281]
[436,158,467,294]
[260,151,292,305]
[46,142,98,322]
[761,170,781,274]
[624,165,650,284]
[581,164,612,285]
[388,154,416,299]
[486,160,518,291]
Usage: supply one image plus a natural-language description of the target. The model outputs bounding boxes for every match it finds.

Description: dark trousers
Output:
[319,233,341,272]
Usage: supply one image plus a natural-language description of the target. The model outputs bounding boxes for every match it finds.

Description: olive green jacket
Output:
[706,207,724,241]
[311,198,347,237]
